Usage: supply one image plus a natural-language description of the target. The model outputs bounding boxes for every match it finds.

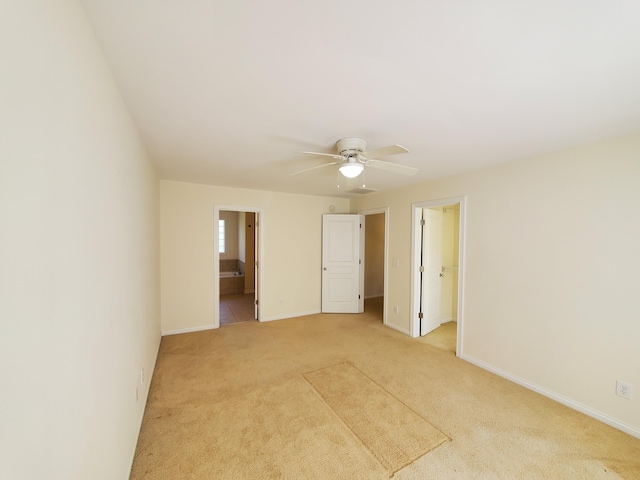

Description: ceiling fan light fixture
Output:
[339,162,364,178]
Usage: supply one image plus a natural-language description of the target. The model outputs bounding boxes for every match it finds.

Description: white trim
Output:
[262,310,321,322]
[162,324,215,336]
[410,196,467,358]
[384,321,412,337]
[410,206,423,338]
[461,354,640,439]
[359,207,390,328]
[359,214,365,313]
[128,341,160,476]
[214,205,264,327]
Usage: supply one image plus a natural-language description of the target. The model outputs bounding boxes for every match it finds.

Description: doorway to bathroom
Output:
[214,206,262,327]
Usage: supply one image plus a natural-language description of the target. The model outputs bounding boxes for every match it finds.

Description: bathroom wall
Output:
[238,212,246,264]
[244,213,256,294]
[224,211,254,292]
[220,259,241,272]
[219,210,239,260]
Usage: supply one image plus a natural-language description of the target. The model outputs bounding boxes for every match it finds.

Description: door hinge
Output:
[418,312,424,319]
[358,295,361,299]
[419,265,424,273]
[359,259,362,264]
[420,219,425,226]
[254,299,259,305]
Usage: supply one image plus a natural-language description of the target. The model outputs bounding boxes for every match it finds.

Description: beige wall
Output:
[160,181,350,333]
[352,134,640,436]
[0,2,160,479]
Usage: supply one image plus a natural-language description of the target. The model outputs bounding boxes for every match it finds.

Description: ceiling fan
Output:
[291,137,418,178]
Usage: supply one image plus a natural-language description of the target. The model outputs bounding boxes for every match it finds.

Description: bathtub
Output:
[220,271,244,295]
[220,271,243,278]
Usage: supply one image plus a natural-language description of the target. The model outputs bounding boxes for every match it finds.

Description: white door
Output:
[254,212,260,320]
[420,208,443,335]
[322,214,363,313]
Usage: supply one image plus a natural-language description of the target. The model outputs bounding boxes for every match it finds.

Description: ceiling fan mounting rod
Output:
[344,152,362,163]
[336,137,367,156]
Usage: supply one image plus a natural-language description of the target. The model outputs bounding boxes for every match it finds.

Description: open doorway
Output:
[362,208,389,325]
[214,206,262,327]
[411,197,465,356]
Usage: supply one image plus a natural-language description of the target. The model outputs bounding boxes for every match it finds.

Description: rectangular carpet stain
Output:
[304,362,449,476]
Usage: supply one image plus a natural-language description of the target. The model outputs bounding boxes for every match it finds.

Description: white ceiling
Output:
[81,0,640,197]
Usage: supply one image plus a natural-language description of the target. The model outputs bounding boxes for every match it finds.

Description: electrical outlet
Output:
[393,305,399,314]
[616,380,632,399]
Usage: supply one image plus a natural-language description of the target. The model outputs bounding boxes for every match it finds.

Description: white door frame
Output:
[359,207,389,326]
[410,196,466,356]
[213,204,264,327]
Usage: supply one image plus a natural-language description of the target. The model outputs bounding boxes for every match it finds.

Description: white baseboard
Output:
[261,309,321,322]
[384,321,411,336]
[128,337,160,476]
[460,353,640,439]
[162,324,216,336]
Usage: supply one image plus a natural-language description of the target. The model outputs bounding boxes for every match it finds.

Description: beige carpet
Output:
[305,362,449,476]
[131,302,640,479]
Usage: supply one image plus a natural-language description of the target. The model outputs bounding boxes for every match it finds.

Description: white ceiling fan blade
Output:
[362,144,409,158]
[301,151,344,160]
[290,161,339,176]
[366,159,418,176]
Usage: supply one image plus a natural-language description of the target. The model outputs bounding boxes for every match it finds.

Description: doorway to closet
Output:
[362,208,388,326]
[411,197,465,356]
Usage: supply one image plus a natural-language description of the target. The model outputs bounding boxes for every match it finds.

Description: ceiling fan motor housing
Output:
[336,137,367,158]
